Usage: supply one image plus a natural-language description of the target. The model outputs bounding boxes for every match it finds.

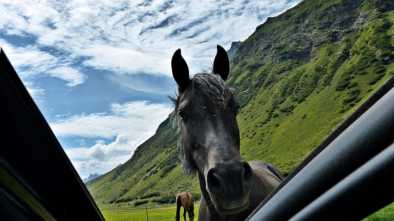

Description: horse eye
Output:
[178,109,188,120]
[193,143,202,150]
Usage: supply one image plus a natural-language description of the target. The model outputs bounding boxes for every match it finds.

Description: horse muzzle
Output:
[206,161,253,214]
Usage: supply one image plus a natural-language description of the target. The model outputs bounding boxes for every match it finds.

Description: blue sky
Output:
[0,0,301,179]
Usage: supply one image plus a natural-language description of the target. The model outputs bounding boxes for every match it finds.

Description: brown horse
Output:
[176,191,195,221]
[171,45,283,221]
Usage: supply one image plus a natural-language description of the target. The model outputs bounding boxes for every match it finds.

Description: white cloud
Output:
[23,81,45,101]
[0,0,301,76]
[0,40,57,76]
[50,101,172,178]
[47,66,87,87]
[65,137,132,179]
[79,44,170,75]
[0,39,87,87]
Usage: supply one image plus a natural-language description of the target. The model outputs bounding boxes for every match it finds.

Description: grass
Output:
[365,203,394,221]
[102,204,200,221]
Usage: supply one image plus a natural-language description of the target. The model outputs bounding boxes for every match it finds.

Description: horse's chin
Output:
[214,199,250,215]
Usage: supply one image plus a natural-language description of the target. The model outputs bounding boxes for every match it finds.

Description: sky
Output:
[0,0,301,179]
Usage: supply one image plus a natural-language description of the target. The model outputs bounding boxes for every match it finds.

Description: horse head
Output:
[171,45,252,215]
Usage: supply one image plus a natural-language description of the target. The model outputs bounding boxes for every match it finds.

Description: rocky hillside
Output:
[88,0,394,207]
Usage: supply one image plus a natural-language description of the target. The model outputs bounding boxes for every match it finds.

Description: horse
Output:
[170,45,283,221]
[176,191,195,221]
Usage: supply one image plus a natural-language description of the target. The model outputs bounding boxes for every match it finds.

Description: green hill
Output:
[88,0,394,208]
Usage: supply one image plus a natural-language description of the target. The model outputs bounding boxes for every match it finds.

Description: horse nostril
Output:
[242,162,253,181]
[207,169,222,189]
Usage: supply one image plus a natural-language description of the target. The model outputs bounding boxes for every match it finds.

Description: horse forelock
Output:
[192,73,228,105]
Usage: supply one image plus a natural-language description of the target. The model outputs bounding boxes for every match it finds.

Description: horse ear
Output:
[171,49,190,92]
[213,45,230,80]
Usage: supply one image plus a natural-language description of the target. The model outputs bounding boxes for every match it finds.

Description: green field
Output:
[365,203,394,221]
[100,202,394,221]
[102,204,200,221]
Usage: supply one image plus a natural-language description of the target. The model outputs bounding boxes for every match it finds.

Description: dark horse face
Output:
[172,46,253,215]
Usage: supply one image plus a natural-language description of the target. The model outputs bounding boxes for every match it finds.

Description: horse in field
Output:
[176,191,195,221]
[171,45,283,221]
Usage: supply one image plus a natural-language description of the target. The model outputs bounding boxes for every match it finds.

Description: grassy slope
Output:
[88,0,394,211]
[231,0,394,173]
